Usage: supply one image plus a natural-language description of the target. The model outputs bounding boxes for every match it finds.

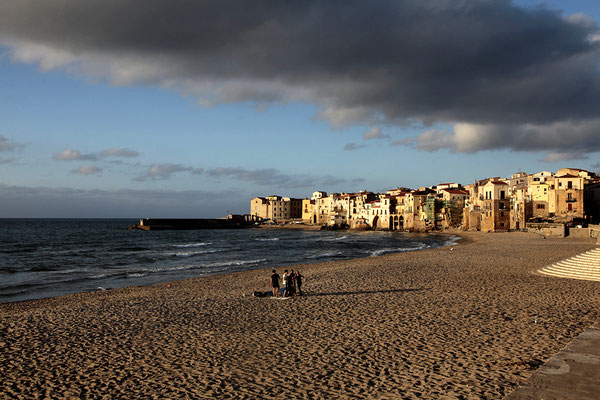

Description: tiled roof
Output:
[563,168,588,172]
[442,189,468,194]
[557,174,579,178]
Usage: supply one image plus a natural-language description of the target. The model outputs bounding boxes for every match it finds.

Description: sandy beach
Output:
[1,231,599,399]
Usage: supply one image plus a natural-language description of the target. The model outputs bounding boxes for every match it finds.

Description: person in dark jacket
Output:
[270,269,280,297]
[296,270,304,296]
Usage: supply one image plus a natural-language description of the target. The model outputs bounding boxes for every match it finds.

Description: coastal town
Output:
[251,167,600,233]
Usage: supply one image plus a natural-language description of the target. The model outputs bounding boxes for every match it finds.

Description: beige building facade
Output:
[554,174,584,221]
[251,167,600,231]
[480,181,510,232]
[250,196,302,221]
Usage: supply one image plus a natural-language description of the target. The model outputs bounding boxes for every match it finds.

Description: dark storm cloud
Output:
[2,1,600,152]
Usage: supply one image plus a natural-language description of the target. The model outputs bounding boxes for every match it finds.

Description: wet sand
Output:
[1,231,599,399]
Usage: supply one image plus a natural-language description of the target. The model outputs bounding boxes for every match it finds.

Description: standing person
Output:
[270,269,280,297]
[282,270,289,297]
[296,270,304,296]
[289,270,296,296]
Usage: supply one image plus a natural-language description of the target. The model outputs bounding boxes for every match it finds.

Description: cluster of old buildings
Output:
[250,168,600,232]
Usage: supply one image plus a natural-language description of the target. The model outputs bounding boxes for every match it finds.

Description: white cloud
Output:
[54,147,140,160]
[397,119,600,156]
[317,105,377,130]
[363,127,390,140]
[390,138,415,147]
[206,167,314,188]
[541,152,589,163]
[133,163,192,181]
[344,142,366,151]
[71,165,102,175]
[52,149,97,161]
[0,135,22,152]
[100,148,139,157]
[410,129,455,152]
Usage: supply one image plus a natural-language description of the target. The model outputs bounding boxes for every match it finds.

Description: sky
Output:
[0,0,599,218]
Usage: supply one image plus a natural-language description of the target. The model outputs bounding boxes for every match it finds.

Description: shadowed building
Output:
[509,172,530,230]
[585,182,600,223]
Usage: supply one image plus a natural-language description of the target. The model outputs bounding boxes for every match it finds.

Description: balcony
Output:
[565,198,577,203]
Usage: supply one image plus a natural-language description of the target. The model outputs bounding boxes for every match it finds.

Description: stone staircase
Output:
[537,247,600,282]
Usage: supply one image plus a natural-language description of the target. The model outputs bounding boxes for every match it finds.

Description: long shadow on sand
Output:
[307,288,426,297]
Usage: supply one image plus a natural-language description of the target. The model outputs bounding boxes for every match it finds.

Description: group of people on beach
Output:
[270,269,303,297]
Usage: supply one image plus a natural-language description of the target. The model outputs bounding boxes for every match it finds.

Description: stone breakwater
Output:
[1,232,599,399]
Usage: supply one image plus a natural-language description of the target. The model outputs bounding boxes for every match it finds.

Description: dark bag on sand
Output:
[253,291,271,297]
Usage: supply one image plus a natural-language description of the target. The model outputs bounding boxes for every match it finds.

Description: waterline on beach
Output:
[0,218,458,303]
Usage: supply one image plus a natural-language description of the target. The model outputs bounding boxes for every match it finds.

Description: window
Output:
[568,181,573,189]
[568,193,573,200]
[500,190,505,199]
[537,204,545,209]
[501,211,504,217]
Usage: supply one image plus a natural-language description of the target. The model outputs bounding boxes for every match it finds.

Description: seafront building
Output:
[250,167,600,232]
[250,196,302,221]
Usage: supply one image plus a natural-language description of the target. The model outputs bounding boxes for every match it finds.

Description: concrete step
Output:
[569,256,600,263]
[540,266,600,277]
[537,248,600,282]
[556,255,600,263]
[552,261,600,271]
[570,253,600,259]
[538,270,600,282]
[556,261,600,269]
[540,269,600,280]
[542,264,600,274]
[550,260,600,268]
[538,273,600,282]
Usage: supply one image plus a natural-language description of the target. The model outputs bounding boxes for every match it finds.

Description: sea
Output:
[0,219,459,304]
